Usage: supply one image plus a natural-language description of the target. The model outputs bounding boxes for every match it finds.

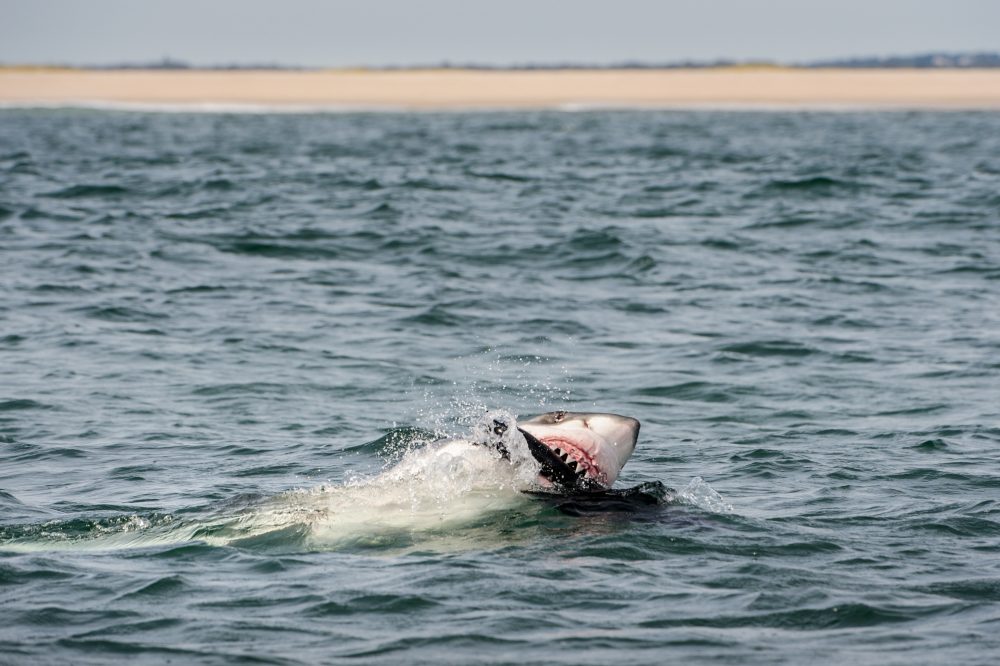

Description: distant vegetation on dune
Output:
[806,52,1000,68]
[3,52,1000,71]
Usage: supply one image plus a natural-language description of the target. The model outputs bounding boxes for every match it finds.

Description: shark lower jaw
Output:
[537,437,609,487]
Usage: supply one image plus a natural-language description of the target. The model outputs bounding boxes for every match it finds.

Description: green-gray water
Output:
[1,109,999,664]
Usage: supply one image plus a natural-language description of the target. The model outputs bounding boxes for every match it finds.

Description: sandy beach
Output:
[1,68,1000,109]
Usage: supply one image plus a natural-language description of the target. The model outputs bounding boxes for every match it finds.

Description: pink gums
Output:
[539,436,608,486]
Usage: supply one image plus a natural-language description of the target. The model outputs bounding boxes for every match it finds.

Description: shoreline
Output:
[2,69,1000,110]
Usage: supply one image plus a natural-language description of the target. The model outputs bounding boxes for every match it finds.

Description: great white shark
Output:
[474,410,641,492]
[0,410,649,553]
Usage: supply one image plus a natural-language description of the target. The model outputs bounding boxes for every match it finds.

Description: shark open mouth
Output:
[518,428,606,491]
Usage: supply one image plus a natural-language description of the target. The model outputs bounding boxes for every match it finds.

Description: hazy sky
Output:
[3,0,999,66]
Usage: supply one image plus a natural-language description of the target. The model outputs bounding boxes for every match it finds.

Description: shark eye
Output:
[553,411,566,422]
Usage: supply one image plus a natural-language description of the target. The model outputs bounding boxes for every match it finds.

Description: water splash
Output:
[410,348,575,438]
[673,476,735,514]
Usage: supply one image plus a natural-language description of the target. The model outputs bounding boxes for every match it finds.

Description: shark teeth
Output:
[554,446,590,477]
[538,438,596,483]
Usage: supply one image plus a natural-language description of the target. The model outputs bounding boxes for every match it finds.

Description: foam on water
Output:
[270,412,542,549]
[0,412,548,553]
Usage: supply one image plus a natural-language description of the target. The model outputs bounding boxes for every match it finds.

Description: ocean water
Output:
[1,108,999,665]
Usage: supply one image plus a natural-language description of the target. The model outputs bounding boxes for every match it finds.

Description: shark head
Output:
[518,411,640,491]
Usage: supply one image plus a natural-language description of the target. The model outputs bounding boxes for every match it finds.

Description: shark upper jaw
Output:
[518,411,640,491]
